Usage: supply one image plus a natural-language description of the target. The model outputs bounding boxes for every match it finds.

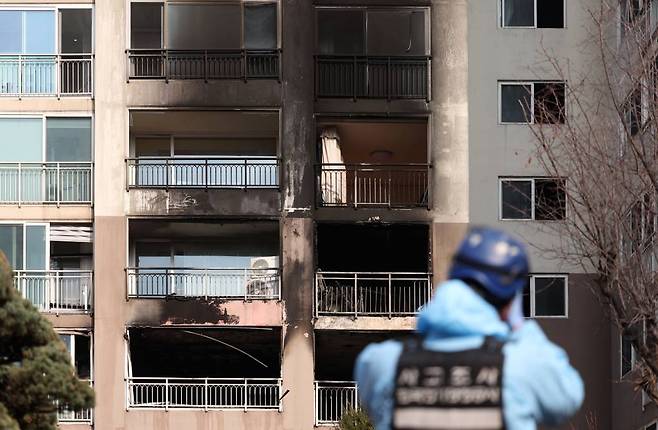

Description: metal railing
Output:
[14,270,93,313]
[318,164,430,208]
[315,55,430,100]
[127,267,280,300]
[0,54,93,97]
[58,379,93,423]
[127,49,281,81]
[315,271,432,318]
[127,377,282,410]
[315,381,358,425]
[126,157,279,189]
[0,162,93,205]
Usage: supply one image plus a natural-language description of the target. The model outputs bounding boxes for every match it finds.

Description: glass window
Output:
[0,11,22,54]
[167,4,241,50]
[24,11,55,54]
[0,225,23,270]
[131,3,162,49]
[501,84,532,123]
[367,10,426,56]
[621,333,633,376]
[245,3,277,50]
[0,118,43,162]
[503,0,534,26]
[46,118,92,162]
[25,225,46,270]
[136,242,171,267]
[533,277,566,316]
[501,180,532,219]
[60,9,92,54]
[74,334,91,379]
[317,9,365,55]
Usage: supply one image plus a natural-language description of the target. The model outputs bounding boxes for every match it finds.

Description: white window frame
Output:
[57,330,93,380]
[526,274,568,318]
[498,81,566,124]
[499,177,566,221]
[499,0,566,29]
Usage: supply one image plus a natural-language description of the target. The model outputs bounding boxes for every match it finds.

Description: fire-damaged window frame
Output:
[499,177,567,221]
[500,0,566,28]
[522,274,568,319]
[498,81,566,124]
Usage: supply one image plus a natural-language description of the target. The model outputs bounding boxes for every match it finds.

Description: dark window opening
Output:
[60,9,92,54]
[245,3,277,50]
[366,10,426,56]
[317,224,429,273]
[537,0,564,28]
[317,9,365,55]
[131,3,162,49]
[503,0,564,28]
[534,82,566,124]
[533,277,566,316]
[535,179,566,220]
[501,180,532,220]
[624,88,642,136]
[621,333,634,376]
[128,327,281,378]
[60,333,92,379]
[167,4,241,50]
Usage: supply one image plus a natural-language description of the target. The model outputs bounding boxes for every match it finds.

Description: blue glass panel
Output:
[0,11,21,54]
[25,11,55,54]
[0,118,43,162]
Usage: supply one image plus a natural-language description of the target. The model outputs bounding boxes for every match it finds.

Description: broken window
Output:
[59,332,92,379]
[316,7,428,56]
[500,178,566,220]
[130,3,162,49]
[502,0,564,28]
[500,82,566,124]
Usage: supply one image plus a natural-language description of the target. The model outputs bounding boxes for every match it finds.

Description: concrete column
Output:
[430,0,470,281]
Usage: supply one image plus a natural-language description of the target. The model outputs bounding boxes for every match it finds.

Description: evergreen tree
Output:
[0,252,94,429]
[339,407,374,430]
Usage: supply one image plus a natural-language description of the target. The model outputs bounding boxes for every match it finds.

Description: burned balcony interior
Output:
[127,110,279,191]
[128,1,279,81]
[0,7,93,97]
[0,223,93,312]
[314,331,408,425]
[315,7,430,100]
[316,119,429,208]
[127,220,280,301]
[315,223,431,317]
[126,327,282,410]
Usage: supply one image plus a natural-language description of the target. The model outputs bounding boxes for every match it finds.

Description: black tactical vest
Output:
[392,336,505,430]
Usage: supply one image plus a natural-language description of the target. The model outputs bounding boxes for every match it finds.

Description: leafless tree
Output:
[527,0,658,402]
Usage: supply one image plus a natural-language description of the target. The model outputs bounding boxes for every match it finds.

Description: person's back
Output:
[354,228,584,429]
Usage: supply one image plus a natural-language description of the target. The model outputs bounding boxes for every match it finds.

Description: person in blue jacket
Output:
[354,227,584,430]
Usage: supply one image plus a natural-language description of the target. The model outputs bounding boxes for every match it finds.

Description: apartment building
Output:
[0,0,653,429]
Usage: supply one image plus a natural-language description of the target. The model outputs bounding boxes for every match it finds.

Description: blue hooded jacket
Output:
[354,280,585,430]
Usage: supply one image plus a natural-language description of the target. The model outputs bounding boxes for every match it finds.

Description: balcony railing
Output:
[127,49,281,81]
[126,157,279,189]
[317,164,430,208]
[0,162,93,205]
[0,54,93,97]
[315,55,430,100]
[58,379,93,423]
[127,377,282,410]
[127,267,280,300]
[315,381,358,425]
[14,270,93,313]
[315,271,432,317]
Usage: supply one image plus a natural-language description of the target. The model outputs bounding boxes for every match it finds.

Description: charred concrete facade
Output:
[0,0,650,429]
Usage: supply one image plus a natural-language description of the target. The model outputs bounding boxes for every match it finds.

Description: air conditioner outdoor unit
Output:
[246,256,279,298]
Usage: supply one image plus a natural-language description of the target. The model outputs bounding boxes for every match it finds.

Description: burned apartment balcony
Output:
[127,2,279,82]
[314,331,407,425]
[315,7,430,101]
[126,221,281,325]
[127,110,279,216]
[316,119,430,209]
[2,223,93,313]
[0,8,93,97]
[126,327,282,411]
[315,224,431,323]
